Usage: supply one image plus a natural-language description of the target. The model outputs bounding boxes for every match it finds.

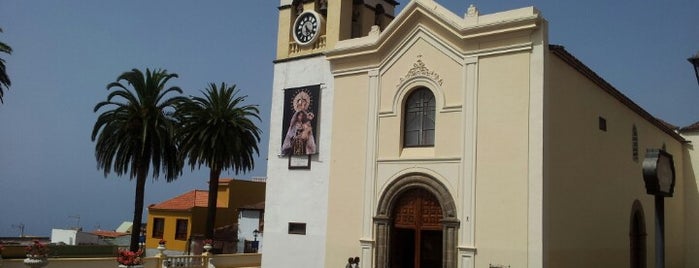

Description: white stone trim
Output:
[527,22,547,268]
[383,76,446,117]
[361,68,381,267]
[458,55,478,268]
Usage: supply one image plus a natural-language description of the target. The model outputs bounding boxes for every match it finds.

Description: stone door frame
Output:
[374,174,459,268]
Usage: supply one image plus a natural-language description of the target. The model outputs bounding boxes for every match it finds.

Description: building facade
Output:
[146,179,265,254]
[263,0,698,267]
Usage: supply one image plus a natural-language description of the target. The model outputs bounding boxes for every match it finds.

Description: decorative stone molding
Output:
[369,25,381,37]
[374,174,459,268]
[397,59,443,88]
[466,4,479,17]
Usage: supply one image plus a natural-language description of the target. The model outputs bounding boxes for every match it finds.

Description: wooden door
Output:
[390,188,443,268]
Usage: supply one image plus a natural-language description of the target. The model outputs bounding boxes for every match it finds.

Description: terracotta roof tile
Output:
[91,230,129,238]
[681,121,699,132]
[149,190,224,211]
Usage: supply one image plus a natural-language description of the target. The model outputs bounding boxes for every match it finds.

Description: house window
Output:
[152,218,164,239]
[404,87,435,147]
[175,219,188,240]
[599,116,607,131]
[632,125,639,162]
[288,222,307,235]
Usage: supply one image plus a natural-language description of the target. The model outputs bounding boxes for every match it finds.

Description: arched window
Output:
[351,0,364,38]
[292,0,303,16]
[317,0,327,16]
[630,200,646,268]
[374,4,385,29]
[632,125,639,162]
[404,87,435,147]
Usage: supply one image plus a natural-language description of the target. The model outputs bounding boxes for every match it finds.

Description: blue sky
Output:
[0,0,697,237]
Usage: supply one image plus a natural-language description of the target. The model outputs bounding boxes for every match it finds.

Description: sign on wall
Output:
[280,85,320,157]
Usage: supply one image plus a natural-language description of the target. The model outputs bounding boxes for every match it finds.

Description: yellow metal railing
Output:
[289,35,326,55]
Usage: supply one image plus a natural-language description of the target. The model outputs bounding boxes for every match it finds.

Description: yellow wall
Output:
[227,180,266,211]
[681,131,699,267]
[146,180,265,252]
[325,50,535,267]
[319,1,693,267]
[324,73,370,265]
[323,3,543,267]
[545,53,686,267]
[276,1,395,61]
[377,39,463,160]
[474,52,531,266]
[146,210,194,251]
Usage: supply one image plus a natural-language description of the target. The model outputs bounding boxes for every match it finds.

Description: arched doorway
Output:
[375,174,459,268]
[390,188,443,268]
[630,200,647,268]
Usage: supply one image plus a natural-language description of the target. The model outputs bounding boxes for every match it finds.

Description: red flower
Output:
[25,240,50,257]
[116,249,143,265]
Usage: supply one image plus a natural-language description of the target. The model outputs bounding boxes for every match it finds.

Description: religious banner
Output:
[280,85,320,156]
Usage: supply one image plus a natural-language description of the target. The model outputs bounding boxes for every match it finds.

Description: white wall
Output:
[50,229,100,245]
[261,55,334,268]
[51,229,77,245]
[238,210,263,253]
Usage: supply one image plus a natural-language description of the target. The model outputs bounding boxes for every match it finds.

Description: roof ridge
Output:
[549,44,686,143]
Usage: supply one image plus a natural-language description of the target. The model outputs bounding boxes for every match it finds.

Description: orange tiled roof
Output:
[91,230,129,238]
[149,190,224,211]
[681,121,699,132]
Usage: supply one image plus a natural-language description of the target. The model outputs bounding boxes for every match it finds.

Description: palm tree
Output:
[0,27,13,104]
[176,83,261,239]
[92,68,185,251]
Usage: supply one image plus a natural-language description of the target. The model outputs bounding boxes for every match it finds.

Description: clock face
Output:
[657,155,674,192]
[293,11,321,45]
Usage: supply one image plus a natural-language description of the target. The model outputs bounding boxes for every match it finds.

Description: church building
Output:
[263,0,699,267]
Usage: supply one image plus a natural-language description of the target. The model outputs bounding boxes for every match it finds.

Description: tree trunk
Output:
[129,167,148,252]
[205,168,222,239]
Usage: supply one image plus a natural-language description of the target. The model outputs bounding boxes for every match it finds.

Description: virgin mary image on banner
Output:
[281,85,320,156]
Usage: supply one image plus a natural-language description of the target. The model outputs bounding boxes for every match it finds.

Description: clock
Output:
[293,11,323,45]
[642,149,676,197]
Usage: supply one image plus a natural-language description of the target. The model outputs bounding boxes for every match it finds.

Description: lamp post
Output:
[252,229,260,253]
[642,149,676,268]
[689,52,699,86]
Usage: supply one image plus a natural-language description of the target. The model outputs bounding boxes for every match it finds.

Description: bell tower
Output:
[275,0,398,61]
[264,1,398,268]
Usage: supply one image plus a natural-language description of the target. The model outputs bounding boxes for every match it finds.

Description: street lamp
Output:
[642,149,676,268]
[252,229,261,253]
[689,52,699,86]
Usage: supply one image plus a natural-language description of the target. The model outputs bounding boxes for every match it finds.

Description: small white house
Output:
[51,228,101,245]
[237,202,264,253]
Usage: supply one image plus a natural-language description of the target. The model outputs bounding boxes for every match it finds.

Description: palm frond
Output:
[0,27,12,103]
